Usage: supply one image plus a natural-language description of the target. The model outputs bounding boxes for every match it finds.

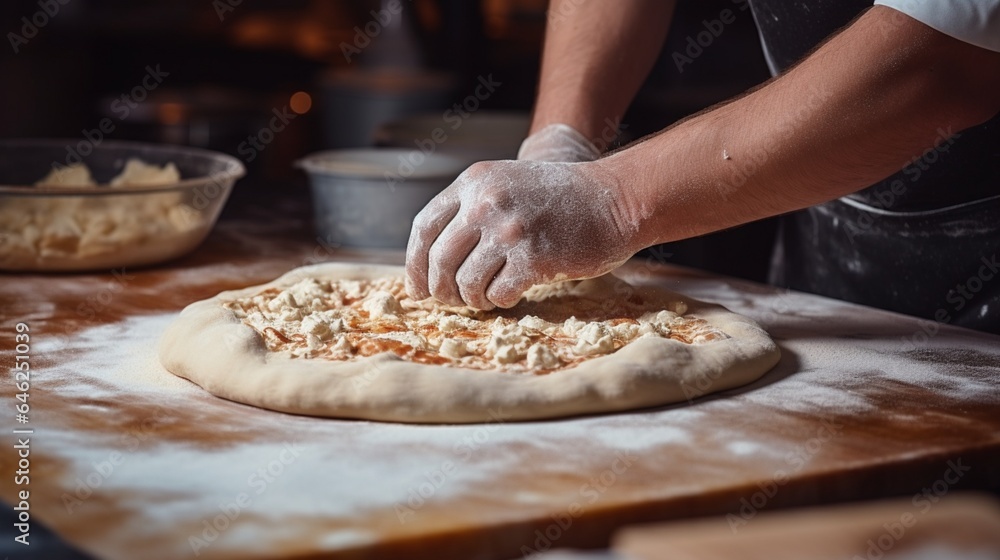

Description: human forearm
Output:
[404,6,1000,310]
[599,6,1000,248]
[531,0,676,142]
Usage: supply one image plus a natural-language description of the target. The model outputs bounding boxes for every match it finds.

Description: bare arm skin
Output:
[529,0,676,140]
[604,6,1000,248]
[406,7,1000,309]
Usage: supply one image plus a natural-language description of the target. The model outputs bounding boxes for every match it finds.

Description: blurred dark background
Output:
[0,0,776,281]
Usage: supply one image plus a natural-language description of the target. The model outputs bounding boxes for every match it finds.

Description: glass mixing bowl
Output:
[0,139,244,272]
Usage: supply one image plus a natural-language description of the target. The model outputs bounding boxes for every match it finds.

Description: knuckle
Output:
[483,187,515,211]
[412,206,436,231]
[414,195,458,228]
[498,220,525,242]
[463,202,489,222]
[410,214,427,233]
[462,160,492,179]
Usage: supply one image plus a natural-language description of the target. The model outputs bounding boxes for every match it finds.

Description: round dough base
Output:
[158,263,780,423]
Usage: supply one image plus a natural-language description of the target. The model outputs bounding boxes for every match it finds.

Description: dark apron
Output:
[748,0,1000,334]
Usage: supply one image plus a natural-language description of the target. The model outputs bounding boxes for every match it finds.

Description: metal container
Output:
[296,149,468,249]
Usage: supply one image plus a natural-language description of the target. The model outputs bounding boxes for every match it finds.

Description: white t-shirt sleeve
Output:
[873,0,1000,53]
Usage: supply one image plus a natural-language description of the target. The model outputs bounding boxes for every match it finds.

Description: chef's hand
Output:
[405,159,643,310]
[516,123,602,163]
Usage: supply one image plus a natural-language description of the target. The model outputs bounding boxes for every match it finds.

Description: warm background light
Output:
[157,102,185,125]
[290,91,312,115]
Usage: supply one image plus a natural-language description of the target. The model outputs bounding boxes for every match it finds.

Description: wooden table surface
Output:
[614,494,1000,559]
[1,210,999,560]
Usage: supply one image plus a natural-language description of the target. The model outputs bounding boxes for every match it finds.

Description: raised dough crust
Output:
[158,263,780,423]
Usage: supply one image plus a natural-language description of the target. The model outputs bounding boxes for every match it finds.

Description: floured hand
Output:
[516,124,602,163]
[405,159,644,310]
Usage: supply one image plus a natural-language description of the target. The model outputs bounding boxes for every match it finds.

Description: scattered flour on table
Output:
[727,441,761,456]
[36,313,196,396]
[32,290,1000,559]
[648,272,1000,405]
[317,529,378,549]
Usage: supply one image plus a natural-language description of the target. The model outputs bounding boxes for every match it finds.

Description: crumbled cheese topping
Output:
[223,276,725,374]
[561,317,587,338]
[0,159,198,270]
[109,159,180,187]
[439,314,476,332]
[439,338,467,359]
[518,315,557,334]
[526,343,559,369]
[36,163,96,187]
[330,336,352,357]
[573,322,615,356]
[362,290,404,319]
[301,312,337,340]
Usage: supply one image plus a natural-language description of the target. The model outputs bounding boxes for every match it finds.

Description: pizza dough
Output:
[158,263,780,423]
